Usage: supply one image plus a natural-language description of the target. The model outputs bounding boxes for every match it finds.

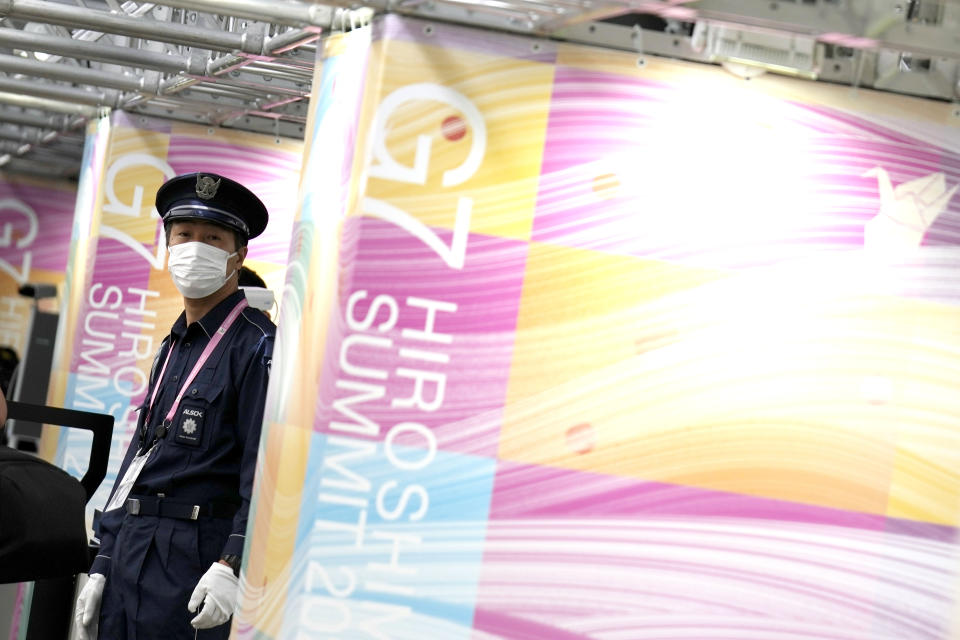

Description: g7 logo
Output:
[362,83,487,270]
[100,153,176,270]
[0,198,38,283]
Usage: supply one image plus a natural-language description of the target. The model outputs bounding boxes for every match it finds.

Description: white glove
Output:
[188,562,239,629]
[74,573,106,640]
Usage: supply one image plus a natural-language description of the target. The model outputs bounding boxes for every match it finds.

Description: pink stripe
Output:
[7,583,25,640]
[489,462,958,541]
[803,104,933,147]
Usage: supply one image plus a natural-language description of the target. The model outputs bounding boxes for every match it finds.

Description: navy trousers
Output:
[98,514,233,640]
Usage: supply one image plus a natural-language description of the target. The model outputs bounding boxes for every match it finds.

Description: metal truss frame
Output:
[0,0,956,179]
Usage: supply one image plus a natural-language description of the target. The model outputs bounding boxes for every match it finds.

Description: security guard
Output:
[75,173,276,639]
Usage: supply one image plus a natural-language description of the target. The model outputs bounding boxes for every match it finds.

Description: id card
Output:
[104,444,156,512]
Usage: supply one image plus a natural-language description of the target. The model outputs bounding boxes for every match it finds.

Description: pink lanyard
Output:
[144,298,249,432]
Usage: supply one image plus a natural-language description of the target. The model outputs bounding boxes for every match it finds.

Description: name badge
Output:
[175,406,204,445]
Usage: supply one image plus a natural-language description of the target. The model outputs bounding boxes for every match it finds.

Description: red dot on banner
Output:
[565,423,595,455]
[441,115,466,141]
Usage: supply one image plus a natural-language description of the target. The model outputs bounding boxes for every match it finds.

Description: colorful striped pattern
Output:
[244,15,960,639]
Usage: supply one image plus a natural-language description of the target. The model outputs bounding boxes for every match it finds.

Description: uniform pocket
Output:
[168,519,203,573]
[170,383,223,448]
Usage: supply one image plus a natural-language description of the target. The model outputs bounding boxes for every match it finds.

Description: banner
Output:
[0,175,75,375]
[49,111,303,524]
[0,175,77,640]
[242,15,960,640]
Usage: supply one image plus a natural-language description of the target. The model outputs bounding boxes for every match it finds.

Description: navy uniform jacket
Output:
[91,289,274,580]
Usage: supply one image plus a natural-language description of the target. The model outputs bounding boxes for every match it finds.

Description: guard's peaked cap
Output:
[156,172,268,240]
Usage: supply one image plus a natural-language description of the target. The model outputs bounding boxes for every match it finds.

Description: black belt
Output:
[125,496,238,521]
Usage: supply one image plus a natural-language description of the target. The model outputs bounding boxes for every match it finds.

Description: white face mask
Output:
[167,241,238,299]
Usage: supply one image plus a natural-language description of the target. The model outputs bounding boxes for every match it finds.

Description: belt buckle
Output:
[126,498,141,515]
[190,505,200,520]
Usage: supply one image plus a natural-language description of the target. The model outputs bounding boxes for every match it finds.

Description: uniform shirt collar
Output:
[170,290,246,341]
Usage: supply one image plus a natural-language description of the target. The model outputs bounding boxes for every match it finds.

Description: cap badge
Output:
[195,175,221,200]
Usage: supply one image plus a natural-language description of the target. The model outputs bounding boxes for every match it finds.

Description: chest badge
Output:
[176,406,205,445]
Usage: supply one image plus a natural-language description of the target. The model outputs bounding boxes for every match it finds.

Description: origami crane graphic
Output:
[863,168,958,250]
